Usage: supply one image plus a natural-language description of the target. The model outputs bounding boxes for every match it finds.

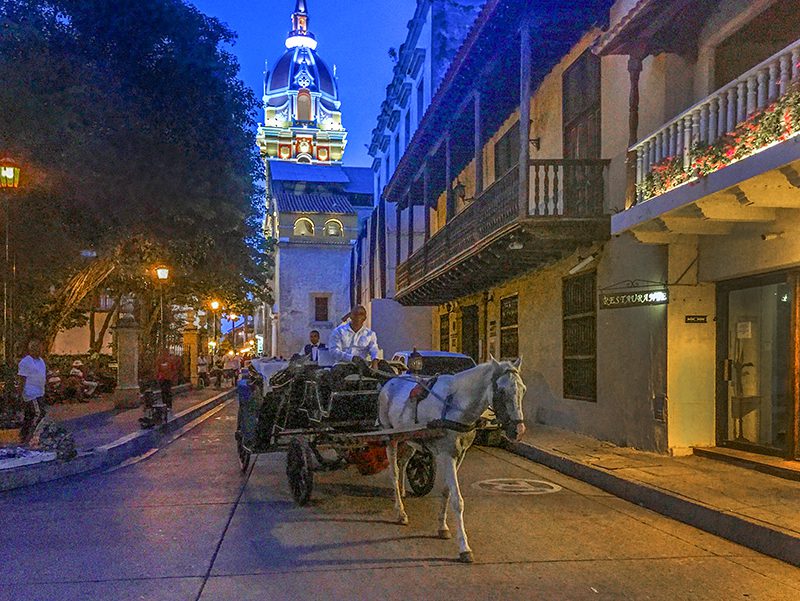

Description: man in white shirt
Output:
[17,339,47,443]
[328,305,380,370]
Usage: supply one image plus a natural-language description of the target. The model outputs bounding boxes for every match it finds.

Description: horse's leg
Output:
[396,443,413,498]
[440,452,472,563]
[386,440,408,525]
[437,484,451,539]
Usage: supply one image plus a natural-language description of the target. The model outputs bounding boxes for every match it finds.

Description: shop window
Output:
[324,219,343,237]
[314,296,329,322]
[499,295,519,360]
[494,121,520,179]
[293,217,314,236]
[439,313,450,351]
[562,272,597,401]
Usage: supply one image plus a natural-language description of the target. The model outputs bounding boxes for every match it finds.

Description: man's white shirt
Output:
[328,322,379,363]
[18,355,46,400]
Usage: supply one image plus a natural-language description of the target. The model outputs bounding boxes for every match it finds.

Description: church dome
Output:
[266,46,339,104]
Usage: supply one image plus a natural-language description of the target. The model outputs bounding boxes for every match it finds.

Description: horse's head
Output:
[489,356,526,441]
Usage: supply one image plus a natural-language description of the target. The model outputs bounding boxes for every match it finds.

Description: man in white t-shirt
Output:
[17,339,47,443]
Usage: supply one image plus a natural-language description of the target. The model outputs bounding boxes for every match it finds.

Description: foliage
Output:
[0,0,272,355]
[638,84,800,201]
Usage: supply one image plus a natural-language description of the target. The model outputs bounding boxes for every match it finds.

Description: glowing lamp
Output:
[0,158,21,189]
[210,300,220,311]
[156,266,170,281]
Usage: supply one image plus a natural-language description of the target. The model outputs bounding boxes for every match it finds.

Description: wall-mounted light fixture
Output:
[568,252,599,275]
[529,137,541,152]
[508,240,524,250]
[760,231,784,241]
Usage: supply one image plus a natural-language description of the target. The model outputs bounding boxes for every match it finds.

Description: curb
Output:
[504,439,800,567]
[0,388,236,493]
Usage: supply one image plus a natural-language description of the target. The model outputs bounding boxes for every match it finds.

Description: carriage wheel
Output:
[405,447,436,497]
[286,436,314,506]
[237,437,251,473]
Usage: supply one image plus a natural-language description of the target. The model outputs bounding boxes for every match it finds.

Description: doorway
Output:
[717,272,798,458]
[461,305,479,363]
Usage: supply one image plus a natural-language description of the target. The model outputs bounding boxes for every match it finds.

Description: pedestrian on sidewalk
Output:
[155,350,179,411]
[17,339,47,443]
[197,353,210,388]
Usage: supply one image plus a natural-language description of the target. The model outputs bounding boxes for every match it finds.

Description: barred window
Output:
[494,121,520,179]
[563,272,597,401]
[499,295,519,360]
[439,314,450,351]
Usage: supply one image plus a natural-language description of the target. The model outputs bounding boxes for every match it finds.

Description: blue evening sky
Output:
[190,0,417,167]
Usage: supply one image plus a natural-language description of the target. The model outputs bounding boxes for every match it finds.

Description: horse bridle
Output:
[491,367,524,428]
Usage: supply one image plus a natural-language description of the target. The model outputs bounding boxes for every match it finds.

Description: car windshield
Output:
[420,357,475,375]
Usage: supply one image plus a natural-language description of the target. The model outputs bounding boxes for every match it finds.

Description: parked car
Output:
[390,350,476,376]
[389,350,502,445]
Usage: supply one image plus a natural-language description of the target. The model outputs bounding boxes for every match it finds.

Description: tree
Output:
[0,0,271,357]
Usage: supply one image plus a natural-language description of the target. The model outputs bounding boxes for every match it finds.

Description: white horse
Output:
[378,356,526,563]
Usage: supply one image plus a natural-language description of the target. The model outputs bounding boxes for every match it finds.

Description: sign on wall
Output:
[599,289,668,309]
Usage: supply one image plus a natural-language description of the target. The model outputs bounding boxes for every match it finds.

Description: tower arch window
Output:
[324,219,343,237]
[293,217,315,236]
[297,88,312,122]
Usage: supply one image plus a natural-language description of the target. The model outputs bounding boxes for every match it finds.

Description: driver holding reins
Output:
[328,305,380,370]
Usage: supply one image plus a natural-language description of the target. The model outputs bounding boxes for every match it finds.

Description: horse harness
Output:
[405,367,521,432]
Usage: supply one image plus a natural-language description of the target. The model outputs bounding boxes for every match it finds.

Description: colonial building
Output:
[350,0,486,358]
[257,0,347,164]
[257,1,370,358]
[384,0,800,463]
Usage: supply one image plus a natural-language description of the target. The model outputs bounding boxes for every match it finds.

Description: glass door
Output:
[719,276,791,454]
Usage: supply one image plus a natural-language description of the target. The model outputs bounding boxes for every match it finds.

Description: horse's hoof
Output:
[438,529,452,539]
[398,515,409,525]
[458,551,474,564]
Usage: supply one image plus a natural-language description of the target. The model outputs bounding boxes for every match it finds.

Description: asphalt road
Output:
[0,401,798,601]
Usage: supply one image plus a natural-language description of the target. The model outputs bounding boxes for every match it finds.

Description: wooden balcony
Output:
[395,160,610,305]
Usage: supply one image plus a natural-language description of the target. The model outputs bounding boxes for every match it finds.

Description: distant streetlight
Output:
[155,265,170,349]
[1,157,21,364]
[228,312,239,350]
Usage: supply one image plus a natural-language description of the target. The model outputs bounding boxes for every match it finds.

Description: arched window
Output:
[293,217,315,236]
[297,89,312,122]
[324,219,343,237]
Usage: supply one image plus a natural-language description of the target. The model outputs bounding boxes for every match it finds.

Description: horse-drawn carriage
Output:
[235,356,440,505]
[236,353,527,563]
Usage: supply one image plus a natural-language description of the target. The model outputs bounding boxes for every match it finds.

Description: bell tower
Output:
[257,0,347,163]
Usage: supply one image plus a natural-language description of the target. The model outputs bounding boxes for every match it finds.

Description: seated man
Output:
[327,305,380,370]
[301,330,327,362]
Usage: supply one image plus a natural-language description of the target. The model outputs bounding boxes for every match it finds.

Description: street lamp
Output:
[228,312,238,351]
[209,299,221,351]
[1,157,21,364]
[155,265,169,350]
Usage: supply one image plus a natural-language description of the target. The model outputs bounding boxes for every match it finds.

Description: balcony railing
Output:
[529,159,608,217]
[395,159,609,294]
[632,38,800,204]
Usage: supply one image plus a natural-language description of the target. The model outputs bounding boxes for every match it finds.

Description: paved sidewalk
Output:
[48,386,233,451]
[506,424,800,566]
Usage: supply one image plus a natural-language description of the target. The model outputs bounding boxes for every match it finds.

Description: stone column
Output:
[182,309,199,387]
[113,298,141,409]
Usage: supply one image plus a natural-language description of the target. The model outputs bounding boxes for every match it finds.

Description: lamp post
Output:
[228,312,238,351]
[210,300,220,351]
[156,266,169,350]
[0,158,21,364]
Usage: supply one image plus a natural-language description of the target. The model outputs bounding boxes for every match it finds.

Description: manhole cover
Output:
[472,478,562,495]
